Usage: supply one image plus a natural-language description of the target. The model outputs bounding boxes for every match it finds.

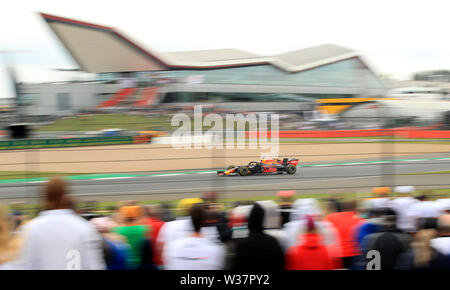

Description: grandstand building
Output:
[31,13,390,115]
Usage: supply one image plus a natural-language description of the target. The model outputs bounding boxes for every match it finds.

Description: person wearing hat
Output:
[285,215,334,270]
[111,204,149,269]
[390,186,419,233]
[369,187,392,209]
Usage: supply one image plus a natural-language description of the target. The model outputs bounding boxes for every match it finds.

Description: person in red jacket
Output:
[140,204,165,267]
[325,200,364,269]
[285,215,334,270]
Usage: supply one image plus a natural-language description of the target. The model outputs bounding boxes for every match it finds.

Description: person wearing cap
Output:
[285,215,334,270]
[369,187,392,209]
[390,186,419,233]
[17,177,105,270]
[111,204,149,269]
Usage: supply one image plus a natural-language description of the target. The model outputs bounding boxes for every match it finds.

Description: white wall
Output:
[20,83,121,116]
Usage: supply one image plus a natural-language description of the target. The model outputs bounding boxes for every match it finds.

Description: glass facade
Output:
[157,58,385,89]
[57,93,71,111]
[99,58,386,104]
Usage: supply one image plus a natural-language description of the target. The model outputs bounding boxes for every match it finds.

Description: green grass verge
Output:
[37,114,171,132]
[0,171,82,180]
[399,171,450,176]
[0,140,134,150]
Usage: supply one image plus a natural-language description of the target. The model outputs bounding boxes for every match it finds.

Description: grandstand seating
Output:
[134,87,158,107]
[97,87,137,109]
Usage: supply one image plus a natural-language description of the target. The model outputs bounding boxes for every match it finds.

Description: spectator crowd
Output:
[0,177,449,270]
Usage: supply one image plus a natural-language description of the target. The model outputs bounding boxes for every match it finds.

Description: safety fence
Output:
[246,129,450,138]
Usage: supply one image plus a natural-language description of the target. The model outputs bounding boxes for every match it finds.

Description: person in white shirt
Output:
[435,199,450,216]
[369,187,392,209]
[407,195,442,232]
[163,203,225,270]
[390,186,418,233]
[156,198,222,268]
[17,177,105,270]
[431,214,450,256]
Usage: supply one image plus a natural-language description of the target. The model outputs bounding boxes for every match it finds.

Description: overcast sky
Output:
[1,0,450,85]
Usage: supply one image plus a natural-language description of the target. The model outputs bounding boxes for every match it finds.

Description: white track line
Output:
[151,173,184,177]
[93,177,133,181]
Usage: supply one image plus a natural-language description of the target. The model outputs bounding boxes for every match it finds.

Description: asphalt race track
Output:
[1,155,449,202]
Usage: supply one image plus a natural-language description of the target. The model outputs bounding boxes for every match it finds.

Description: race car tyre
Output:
[239,167,249,176]
[286,164,297,174]
[227,165,235,170]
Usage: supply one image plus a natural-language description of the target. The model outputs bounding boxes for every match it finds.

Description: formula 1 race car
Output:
[217,158,299,176]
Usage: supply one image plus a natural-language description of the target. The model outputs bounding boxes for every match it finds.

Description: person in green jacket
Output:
[112,204,149,269]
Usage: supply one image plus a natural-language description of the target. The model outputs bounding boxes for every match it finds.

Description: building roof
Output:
[39,12,362,74]
[164,48,261,63]
[273,44,359,72]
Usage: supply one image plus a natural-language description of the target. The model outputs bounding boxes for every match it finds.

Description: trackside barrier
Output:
[395,130,450,139]
[133,135,151,144]
[245,129,450,138]
[0,136,134,150]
